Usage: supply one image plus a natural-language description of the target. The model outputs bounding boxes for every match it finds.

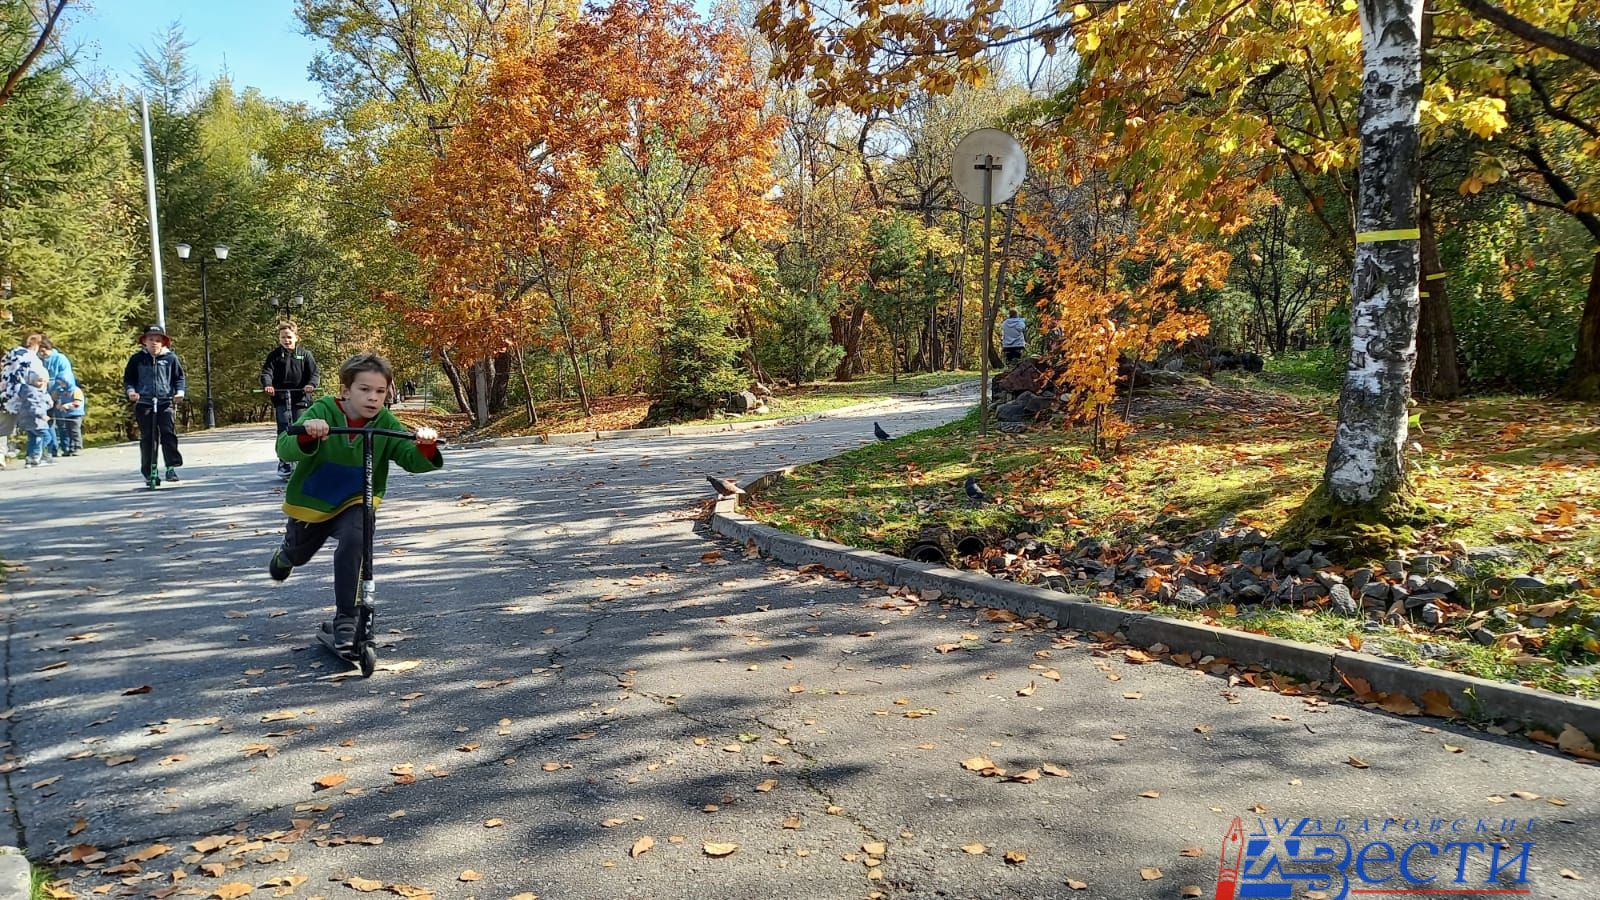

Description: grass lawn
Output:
[465,370,979,439]
[745,355,1600,698]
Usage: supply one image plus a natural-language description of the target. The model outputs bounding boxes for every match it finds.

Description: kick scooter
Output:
[285,422,416,678]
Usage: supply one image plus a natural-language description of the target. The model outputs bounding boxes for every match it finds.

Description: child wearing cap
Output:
[123,325,187,485]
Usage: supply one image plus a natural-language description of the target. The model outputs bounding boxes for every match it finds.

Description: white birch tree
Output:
[1323,0,1424,507]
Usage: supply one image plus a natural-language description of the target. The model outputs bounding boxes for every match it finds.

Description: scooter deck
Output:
[316,628,362,663]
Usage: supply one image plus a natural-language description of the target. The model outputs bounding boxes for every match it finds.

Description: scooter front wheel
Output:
[359,644,377,678]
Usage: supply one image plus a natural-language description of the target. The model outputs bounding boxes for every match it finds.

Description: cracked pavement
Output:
[3,390,1599,900]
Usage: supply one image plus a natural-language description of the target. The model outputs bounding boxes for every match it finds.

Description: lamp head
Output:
[213,245,229,261]
[175,243,191,260]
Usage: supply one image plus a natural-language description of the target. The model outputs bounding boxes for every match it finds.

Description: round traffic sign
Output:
[951,128,1027,206]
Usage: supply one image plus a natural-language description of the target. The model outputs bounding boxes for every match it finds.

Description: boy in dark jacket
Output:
[268,352,441,650]
[260,322,320,476]
[123,325,187,484]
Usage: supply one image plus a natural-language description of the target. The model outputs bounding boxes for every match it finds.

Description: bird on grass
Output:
[707,476,746,498]
[965,475,989,503]
[874,422,891,441]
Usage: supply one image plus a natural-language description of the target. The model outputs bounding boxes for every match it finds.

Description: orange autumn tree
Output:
[397,0,780,419]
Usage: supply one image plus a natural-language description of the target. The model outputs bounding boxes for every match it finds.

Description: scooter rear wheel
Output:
[359,645,377,678]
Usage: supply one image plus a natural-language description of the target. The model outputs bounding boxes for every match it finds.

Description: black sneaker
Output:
[277,461,293,477]
[268,549,293,582]
[332,616,358,651]
[165,467,181,482]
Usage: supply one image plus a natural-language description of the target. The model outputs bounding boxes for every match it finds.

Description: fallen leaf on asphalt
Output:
[863,842,887,856]
[160,754,187,766]
[1180,847,1203,857]
[1420,689,1458,718]
[1442,743,1463,753]
[485,818,505,828]
[261,711,298,723]
[630,836,655,858]
[756,779,778,792]
[1140,867,1163,880]
[1510,791,1540,800]
[1557,724,1600,760]
[68,817,86,836]
[1007,769,1041,784]
[390,886,433,899]
[1249,803,1268,814]
[961,756,996,772]
[30,776,59,789]
[1194,724,1211,734]
[1561,869,1583,880]
[65,844,104,863]
[783,817,803,829]
[1066,879,1087,890]
[934,643,963,654]
[1039,669,1061,681]
[1004,850,1026,864]
[1346,756,1370,769]
[312,773,346,791]
[602,818,625,828]
[541,762,562,771]
[1138,790,1160,799]
[788,684,805,693]
[509,895,538,900]
[1182,886,1203,899]
[1017,681,1036,697]
[37,661,67,672]
[1548,797,1569,806]
[961,843,987,855]
[124,843,170,862]
[213,884,253,899]
[703,842,738,857]
[122,685,153,696]
[267,875,307,897]
[104,754,136,766]
[1041,763,1070,777]
[1377,693,1421,716]
[1110,734,1127,741]
[193,836,230,854]
[1123,692,1143,700]
[242,744,278,759]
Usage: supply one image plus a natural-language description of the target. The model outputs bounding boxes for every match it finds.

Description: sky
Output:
[67,1,325,106]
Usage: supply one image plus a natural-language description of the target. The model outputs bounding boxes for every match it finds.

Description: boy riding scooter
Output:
[267,353,440,656]
[260,322,320,477]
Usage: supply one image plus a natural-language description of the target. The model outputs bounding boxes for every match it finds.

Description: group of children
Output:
[1,333,86,469]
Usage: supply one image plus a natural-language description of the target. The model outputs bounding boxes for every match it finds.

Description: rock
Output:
[1239,550,1264,569]
[1466,545,1522,563]
[1423,576,1458,596]
[1294,582,1329,603]
[1237,528,1270,548]
[1417,640,1450,658]
[1420,603,1444,627]
[1389,584,1409,606]
[996,421,1030,434]
[1469,627,1497,646]
[1236,582,1268,603]
[1349,568,1373,594]
[1360,582,1391,603]
[1285,549,1313,569]
[1403,591,1447,609]
[1310,553,1334,569]
[725,390,760,413]
[1384,559,1406,578]
[993,358,1049,394]
[1409,554,1446,575]
[1314,571,1344,590]
[1404,574,1427,593]
[1145,545,1179,564]
[1262,546,1284,571]
[1174,585,1208,608]
[1040,574,1071,592]
[1506,575,1559,600]
[1162,357,1184,372]
[1328,584,1358,616]
[996,391,1049,423]
[750,382,772,398]
[1073,538,1107,560]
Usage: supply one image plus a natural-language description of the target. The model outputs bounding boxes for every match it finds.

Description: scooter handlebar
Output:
[285,424,421,441]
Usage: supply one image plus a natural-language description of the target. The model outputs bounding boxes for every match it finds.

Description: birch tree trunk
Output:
[1323,0,1424,506]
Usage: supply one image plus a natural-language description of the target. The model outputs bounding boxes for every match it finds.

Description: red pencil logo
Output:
[1215,817,1245,900]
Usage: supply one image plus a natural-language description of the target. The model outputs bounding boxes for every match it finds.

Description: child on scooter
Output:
[267,352,441,651]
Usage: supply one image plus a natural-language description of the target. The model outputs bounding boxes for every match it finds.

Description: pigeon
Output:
[964,475,988,503]
[874,422,891,441]
[707,476,746,498]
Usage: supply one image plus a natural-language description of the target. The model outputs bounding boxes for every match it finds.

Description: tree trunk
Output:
[1559,253,1600,400]
[491,351,512,412]
[1324,0,1424,506]
[438,349,471,416]
[514,348,538,427]
[831,304,868,381]
[1413,190,1463,399]
[472,361,490,427]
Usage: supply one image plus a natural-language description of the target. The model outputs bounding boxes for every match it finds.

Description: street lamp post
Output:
[269,294,305,322]
[176,242,229,428]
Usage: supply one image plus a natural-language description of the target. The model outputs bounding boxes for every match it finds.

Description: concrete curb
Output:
[712,487,1600,742]
[457,386,977,449]
[0,846,29,900]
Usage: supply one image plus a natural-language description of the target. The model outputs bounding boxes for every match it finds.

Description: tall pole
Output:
[139,95,166,328]
[977,154,995,435]
[200,255,215,428]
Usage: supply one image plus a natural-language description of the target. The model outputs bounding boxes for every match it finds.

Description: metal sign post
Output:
[951,129,1026,434]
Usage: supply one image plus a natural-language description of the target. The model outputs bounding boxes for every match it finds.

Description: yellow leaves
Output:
[702,841,739,857]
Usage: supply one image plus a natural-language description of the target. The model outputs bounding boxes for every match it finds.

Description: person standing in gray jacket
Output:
[123,325,187,483]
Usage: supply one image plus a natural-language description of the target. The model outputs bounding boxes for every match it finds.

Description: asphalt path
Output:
[2,392,1598,900]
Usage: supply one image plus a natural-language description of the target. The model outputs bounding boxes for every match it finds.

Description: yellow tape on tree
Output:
[1355,228,1421,242]
[1425,272,1447,280]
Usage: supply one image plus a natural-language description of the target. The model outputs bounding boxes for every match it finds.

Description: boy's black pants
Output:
[273,397,311,435]
[280,505,367,619]
[136,402,182,474]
